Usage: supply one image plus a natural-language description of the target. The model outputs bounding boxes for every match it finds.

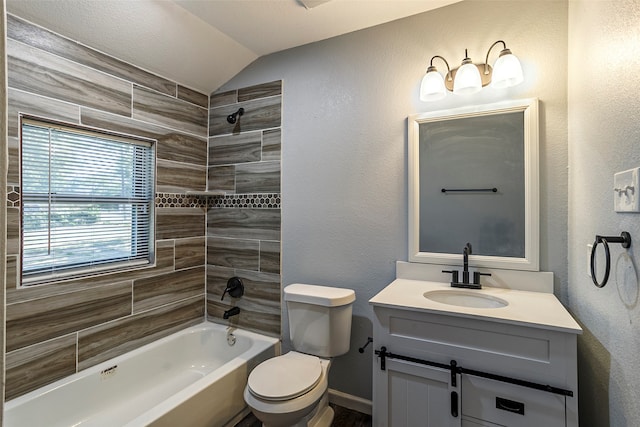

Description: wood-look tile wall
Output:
[4,15,208,400]
[207,82,282,337]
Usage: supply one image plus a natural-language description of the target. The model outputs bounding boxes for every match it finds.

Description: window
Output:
[20,117,155,285]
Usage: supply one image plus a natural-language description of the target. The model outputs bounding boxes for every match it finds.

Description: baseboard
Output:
[223,406,252,427]
[328,388,372,416]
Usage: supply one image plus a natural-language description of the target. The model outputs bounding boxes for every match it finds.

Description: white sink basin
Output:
[423,290,508,309]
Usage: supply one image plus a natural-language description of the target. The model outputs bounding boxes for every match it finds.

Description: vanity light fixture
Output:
[420,40,524,102]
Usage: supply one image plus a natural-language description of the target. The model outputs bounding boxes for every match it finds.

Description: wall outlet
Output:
[614,167,640,212]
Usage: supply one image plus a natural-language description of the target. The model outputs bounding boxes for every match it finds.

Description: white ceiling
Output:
[6,0,460,94]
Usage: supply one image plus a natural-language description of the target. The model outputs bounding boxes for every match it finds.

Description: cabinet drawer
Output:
[462,376,566,427]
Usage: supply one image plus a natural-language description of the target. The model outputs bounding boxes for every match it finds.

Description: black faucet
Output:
[462,242,472,285]
[442,242,490,289]
[223,306,240,319]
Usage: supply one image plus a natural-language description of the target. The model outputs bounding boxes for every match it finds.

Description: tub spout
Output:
[223,306,240,319]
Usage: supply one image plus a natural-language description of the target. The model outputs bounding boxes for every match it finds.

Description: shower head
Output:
[226,108,245,124]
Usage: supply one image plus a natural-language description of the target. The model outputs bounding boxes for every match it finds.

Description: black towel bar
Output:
[441,187,497,193]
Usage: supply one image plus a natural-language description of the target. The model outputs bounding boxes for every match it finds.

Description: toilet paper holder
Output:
[590,232,631,288]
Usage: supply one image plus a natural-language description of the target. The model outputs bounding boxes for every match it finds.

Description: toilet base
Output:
[307,394,334,427]
[261,392,334,427]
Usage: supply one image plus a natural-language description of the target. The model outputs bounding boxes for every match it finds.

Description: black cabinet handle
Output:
[496,396,525,415]
[451,391,459,417]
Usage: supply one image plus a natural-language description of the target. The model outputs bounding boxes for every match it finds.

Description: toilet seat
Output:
[244,355,330,425]
[248,352,322,401]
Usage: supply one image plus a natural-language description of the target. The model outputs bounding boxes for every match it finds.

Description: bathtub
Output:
[4,322,279,427]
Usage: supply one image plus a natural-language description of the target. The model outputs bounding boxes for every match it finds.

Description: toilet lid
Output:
[248,352,322,401]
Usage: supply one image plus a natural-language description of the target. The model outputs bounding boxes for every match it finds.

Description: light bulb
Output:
[420,66,446,101]
[491,49,523,89]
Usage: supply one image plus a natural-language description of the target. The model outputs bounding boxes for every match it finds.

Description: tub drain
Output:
[227,331,236,346]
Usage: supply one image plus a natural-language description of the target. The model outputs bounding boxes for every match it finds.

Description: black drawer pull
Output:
[496,396,525,415]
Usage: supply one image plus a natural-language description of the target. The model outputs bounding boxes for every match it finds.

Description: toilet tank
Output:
[284,284,356,358]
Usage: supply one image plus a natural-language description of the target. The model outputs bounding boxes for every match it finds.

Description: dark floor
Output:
[234,403,372,427]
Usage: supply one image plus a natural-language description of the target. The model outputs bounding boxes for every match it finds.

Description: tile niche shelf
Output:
[185,190,227,196]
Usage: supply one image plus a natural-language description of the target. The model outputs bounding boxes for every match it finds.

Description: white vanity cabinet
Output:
[370,277,581,427]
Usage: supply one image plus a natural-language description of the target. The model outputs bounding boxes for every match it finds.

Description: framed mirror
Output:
[408,98,539,271]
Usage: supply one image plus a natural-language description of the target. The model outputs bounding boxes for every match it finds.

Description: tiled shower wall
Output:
[4,15,209,400]
[206,82,282,337]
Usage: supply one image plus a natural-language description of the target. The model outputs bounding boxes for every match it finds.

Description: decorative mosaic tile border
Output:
[7,186,20,207]
[209,193,281,209]
[7,188,281,209]
[155,193,207,208]
[5,188,209,209]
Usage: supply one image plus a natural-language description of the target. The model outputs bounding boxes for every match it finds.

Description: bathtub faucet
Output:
[223,306,240,319]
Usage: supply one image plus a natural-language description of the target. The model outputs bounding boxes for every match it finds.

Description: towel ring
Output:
[590,232,631,288]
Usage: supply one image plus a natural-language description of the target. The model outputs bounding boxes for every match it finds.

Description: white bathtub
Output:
[4,322,279,427]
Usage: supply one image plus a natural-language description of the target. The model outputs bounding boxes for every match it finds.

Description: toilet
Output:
[243,283,356,427]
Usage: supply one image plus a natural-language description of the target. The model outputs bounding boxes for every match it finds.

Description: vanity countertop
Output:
[369,279,582,334]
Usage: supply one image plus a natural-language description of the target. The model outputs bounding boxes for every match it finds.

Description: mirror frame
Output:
[408,98,539,271]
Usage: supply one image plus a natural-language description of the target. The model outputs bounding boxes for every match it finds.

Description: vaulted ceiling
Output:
[6,0,460,94]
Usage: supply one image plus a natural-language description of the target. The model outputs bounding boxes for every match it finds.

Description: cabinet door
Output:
[374,358,461,427]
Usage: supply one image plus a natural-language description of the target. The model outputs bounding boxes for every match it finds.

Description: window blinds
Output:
[21,119,155,284]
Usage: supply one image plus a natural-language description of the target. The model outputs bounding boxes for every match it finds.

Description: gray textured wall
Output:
[220,0,568,400]
[568,1,640,425]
